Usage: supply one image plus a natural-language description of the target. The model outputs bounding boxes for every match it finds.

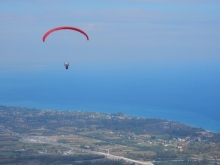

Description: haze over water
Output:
[0,1,220,132]
[1,60,220,132]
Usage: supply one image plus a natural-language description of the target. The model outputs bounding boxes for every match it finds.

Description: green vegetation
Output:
[154,159,218,165]
[0,154,104,164]
[0,105,220,165]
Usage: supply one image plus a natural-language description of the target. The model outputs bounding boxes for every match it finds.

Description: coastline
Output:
[1,102,220,133]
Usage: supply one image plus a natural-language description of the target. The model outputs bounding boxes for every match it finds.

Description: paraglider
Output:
[42,26,89,42]
[42,26,89,69]
[64,62,69,69]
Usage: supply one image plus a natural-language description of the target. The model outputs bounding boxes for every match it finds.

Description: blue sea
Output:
[0,62,220,132]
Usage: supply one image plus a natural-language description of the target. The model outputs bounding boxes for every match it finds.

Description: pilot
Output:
[64,62,69,69]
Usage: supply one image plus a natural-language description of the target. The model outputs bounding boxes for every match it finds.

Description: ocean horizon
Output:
[1,0,220,137]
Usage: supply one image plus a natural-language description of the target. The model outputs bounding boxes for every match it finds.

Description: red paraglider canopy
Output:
[42,26,89,42]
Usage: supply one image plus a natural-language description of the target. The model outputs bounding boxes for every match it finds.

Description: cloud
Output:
[0,64,46,71]
[84,24,103,32]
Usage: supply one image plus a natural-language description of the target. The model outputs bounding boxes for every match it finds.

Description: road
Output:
[0,125,153,165]
[21,136,153,165]
[2,125,219,165]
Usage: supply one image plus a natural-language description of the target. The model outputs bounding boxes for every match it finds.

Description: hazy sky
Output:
[0,1,220,131]
[0,0,219,69]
